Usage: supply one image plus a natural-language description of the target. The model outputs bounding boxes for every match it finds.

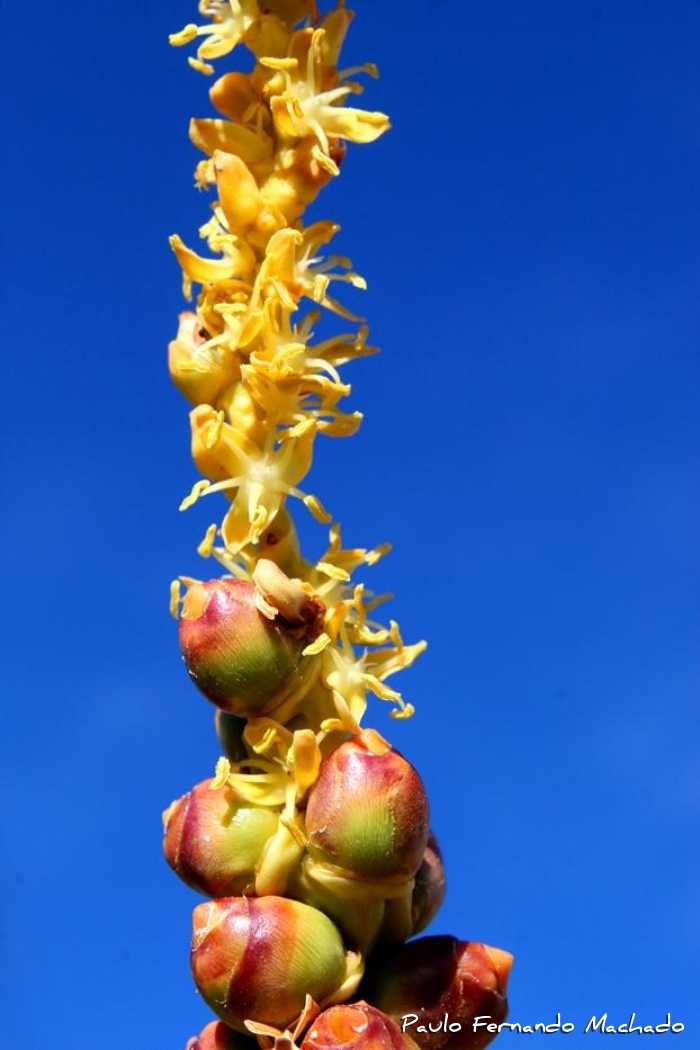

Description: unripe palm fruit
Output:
[375,831,446,946]
[191,896,364,1032]
[178,577,317,716]
[360,936,512,1050]
[302,1002,421,1050]
[411,832,447,935]
[304,731,430,880]
[163,778,279,896]
[214,711,248,762]
[186,1020,256,1049]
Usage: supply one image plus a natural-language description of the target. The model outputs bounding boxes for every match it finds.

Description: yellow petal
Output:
[214,151,261,231]
[189,118,273,164]
[170,234,236,283]
[322,105,390,144]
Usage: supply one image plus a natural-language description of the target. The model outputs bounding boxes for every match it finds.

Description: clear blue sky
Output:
[2,1,698,1047]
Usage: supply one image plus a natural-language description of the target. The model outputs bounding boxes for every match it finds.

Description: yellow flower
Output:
[212,716,322,813]
[248,301,373,380]
[250,222,367,321]
[259,139,343,224]
[241,299,370,433]
[193,279,258,355]
[170,222,365,374]
[209,715,328,895]
[320,607,425,731]
[306,523,389,598]
[189,395,265,480]
[243,364,361,437]
[263,10,390,162]
[209,151,287,246]
[181,415,330,553]
[170,0,262,74]
[169,228,257,299]
[171,0,319,74]
[197,505,304,578]
[298,526,426,728]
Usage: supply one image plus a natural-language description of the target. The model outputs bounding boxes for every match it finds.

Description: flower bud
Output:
[168,311,238,405]
[186,1020,256,1049]
[360,936,513,1050]
[178,577,316,717]
[163,778,279,896]
[302,1002,420,1050]
[411,832,447,936]
[191,897,364,1032]
[304,732,430,881]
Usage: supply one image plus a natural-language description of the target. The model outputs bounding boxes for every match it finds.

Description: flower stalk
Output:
[165,3,513,1047]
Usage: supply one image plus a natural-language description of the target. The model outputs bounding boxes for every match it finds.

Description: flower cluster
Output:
[165,3,513,1047]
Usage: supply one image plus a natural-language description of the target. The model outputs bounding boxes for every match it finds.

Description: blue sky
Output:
[2,1,698,1047]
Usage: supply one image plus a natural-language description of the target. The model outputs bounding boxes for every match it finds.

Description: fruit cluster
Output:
[165,3,512,1047]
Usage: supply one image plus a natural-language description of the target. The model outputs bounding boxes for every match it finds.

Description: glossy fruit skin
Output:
[214,711,249,762]
[410,832,447,935]
[301,1001,421,1050]
[305,736,430,881]
[178,578,308,717]
[186,1020,257,1049]
[190,896,356,1032]
[163,778,279,896]
[360,935,512,1050]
